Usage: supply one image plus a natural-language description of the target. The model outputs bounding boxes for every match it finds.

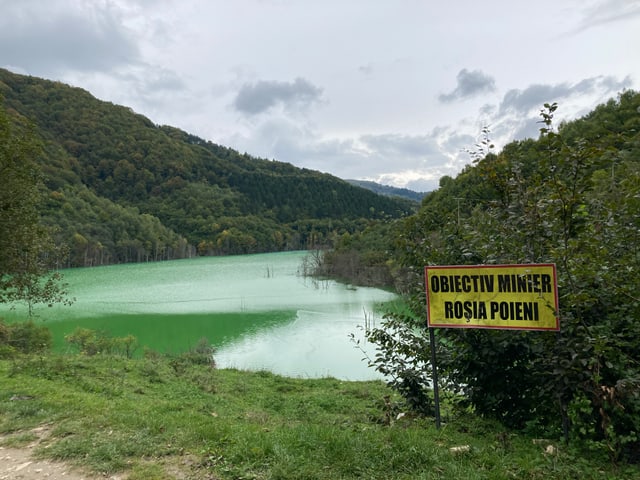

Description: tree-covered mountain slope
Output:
[324,91,640,290]
[0,68,416,266]
[346,179,426,202]
[319,91,640,461]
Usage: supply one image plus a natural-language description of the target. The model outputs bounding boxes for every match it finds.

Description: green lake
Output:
[1,251,396,380]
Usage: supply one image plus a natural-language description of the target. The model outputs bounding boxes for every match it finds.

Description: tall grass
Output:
[1,352,638,479]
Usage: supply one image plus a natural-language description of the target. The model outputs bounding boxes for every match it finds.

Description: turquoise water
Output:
[1,251,396,380]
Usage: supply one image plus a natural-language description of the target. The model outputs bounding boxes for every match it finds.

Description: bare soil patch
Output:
[0,426,122,480]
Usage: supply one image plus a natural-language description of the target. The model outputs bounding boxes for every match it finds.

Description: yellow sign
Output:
[425,264,559,331]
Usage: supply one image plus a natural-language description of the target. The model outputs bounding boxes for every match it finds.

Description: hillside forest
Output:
[0,68,416,268]
[323,90,640,462]
[2,65,640,463]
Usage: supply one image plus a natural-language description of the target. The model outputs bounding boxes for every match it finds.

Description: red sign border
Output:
[424,263,560,331]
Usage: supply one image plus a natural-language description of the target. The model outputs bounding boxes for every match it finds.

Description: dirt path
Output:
[0,427,123,480]
[0,445,121,479]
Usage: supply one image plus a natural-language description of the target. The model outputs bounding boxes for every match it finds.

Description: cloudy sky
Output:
[1,0,639,191]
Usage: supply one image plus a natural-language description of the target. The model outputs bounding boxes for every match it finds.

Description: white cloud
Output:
[0,0,638,192]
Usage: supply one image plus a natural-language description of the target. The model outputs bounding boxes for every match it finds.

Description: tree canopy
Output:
[0,98,70,315]
[328,90,640,462]
[0,68,416,267]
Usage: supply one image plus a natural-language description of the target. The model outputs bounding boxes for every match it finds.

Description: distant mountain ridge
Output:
[0,68,416,267]
[346,179,426,202]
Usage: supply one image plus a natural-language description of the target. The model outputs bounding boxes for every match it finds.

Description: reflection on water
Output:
[215,308,383,380]
[1,251,396,380]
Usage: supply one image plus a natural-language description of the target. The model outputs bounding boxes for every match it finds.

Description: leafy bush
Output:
[366,93,640,462]
[65,327,138,358]
[169,337,216,375]
[65,327,113,355]
[0,319,52,354]
[361,313,433,416]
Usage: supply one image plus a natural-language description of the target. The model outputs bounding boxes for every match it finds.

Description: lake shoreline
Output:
[1,251,395,380]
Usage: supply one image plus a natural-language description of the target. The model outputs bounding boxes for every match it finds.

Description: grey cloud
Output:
[233,77,323,115]
[499,84,568,115]
[439,69,496,103]
[114,66,188,111]
[378,171,444,193]
[441,132,476,154]
[405,178,434,193]
[570,0,640,34]
[511,117,544,141]
[140,68,186,93]
[479,103,497,117]
[0,3,138,74]
[225,116,448,189]
[358,63,374,75]
[360,133,439,159]
[498,75,632,115]
[456,74,636,156]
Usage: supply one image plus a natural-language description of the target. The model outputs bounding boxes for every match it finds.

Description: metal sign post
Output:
[424,263,560,430]
[428,326,441,429]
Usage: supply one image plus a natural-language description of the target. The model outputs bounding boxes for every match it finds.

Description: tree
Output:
[0,100,71,317]
[363,94,640,462]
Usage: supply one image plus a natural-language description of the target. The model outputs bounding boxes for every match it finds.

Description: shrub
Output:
[169,337,216,375]
[65,328,139,358]
[65,327,114,355]
[0,319,52,354]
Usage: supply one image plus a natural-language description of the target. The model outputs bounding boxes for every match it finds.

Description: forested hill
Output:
[0,68,416,267]
[346,179,426,202]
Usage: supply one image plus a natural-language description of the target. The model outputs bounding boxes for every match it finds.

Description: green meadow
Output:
[2,352,636,479]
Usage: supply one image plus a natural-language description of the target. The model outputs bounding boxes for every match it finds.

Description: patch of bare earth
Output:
[0,425,123,480]
[1,424,216,480]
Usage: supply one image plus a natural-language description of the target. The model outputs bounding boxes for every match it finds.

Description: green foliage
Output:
[45,185,192,265]
[0,319,52,355]
[2,353,638,478]
[0,68,416,266]
[169,337,216,374]
[360,313,433,415]
[64,327,138,358]
[320,220,402,288]
[0,97,71,315]
[362,91,640,463]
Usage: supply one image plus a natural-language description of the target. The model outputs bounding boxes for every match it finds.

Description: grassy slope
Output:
[0,354,637,480]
